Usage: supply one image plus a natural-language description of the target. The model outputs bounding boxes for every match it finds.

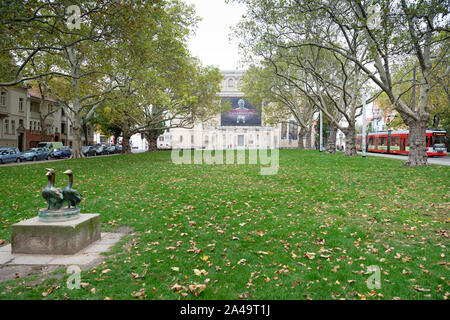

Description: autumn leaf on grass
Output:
[101,269,111,274]
[131,288,146,299]
[170,284,186,292]
[238,292,250,299]
[304,252,316,260]
[171,267,180,272]
[200,255,209,262]
[402,256,412,263]
[412,286,431,292]
[237,258,247,265]
[42,288,53,297]
[188,283,207,297]
[193,269,208,276]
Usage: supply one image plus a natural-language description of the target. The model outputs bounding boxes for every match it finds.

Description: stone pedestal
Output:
[11,214,101,255]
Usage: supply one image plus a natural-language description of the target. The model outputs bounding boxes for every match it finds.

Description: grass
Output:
[0,149,448,300]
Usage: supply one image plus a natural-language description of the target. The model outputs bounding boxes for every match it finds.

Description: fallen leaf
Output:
[304,252,316,260]
[188,283,207,297]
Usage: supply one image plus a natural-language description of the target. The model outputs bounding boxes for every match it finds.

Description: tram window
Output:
[433,135,447,145]
[426,136,430,147]
[380,137,387,145]
[392,137,399,146]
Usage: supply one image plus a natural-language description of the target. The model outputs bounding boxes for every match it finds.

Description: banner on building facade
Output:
[220,97,262,126]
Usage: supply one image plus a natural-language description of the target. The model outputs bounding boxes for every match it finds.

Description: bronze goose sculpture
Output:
[42,168,64,209]
[63,170,82,208]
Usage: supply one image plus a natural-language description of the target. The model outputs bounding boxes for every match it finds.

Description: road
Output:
[0,153,120,167]
[357,152,450,166]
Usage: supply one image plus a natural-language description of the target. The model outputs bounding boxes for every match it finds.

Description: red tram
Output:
[356,129,447,156]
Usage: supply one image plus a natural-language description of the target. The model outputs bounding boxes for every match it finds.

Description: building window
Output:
[289,121,298,140]
[228,78,234,88]
[11,120,15,134]
[19,119,23,126]
[281,123,287,139]
[191,135,194,144]
[29,121,32,130]
[19,98,24,112]
[4,119,9,134]
[179,135,183,143]
[0,92,6,106]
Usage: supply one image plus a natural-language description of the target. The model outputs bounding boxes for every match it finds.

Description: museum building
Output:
[159,70,315,150]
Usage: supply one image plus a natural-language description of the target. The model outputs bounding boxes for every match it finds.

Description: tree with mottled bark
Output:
[242,65,316,149]
[231,0,448,165]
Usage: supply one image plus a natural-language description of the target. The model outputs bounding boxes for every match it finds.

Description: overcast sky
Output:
[184,0,247,71]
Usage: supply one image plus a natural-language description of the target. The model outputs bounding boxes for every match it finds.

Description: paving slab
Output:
[2,232,123,266]
[0,253,14,264]
[48,254,99,265]
[0,244,11,252]
[0,231,128,283]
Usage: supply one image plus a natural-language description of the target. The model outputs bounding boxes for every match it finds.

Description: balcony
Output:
[0,105,7,118]
[30,111,41,119]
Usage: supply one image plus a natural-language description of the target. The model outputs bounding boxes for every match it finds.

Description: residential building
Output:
[0,86,94,150]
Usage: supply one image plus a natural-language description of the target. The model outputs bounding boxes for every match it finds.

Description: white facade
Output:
[164,70,313,150]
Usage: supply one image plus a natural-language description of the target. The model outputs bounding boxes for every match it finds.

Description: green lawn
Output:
[0,150,448,300]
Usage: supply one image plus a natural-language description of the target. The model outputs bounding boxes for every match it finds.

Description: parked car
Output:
[115,144,122,153]
[94,144,109,156]
[37,141,63,150]
[106,145,120,154]
[50,146,72,159]
[0,147,22,164]
[82,146,96,157]
[22,148,51,161]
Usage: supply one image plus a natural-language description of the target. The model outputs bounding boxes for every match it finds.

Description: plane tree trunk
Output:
[404,115,429,166]
[146,129,159,152]
[297,127,306,149]
[326,122,337,154]
[343,123,357,156]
